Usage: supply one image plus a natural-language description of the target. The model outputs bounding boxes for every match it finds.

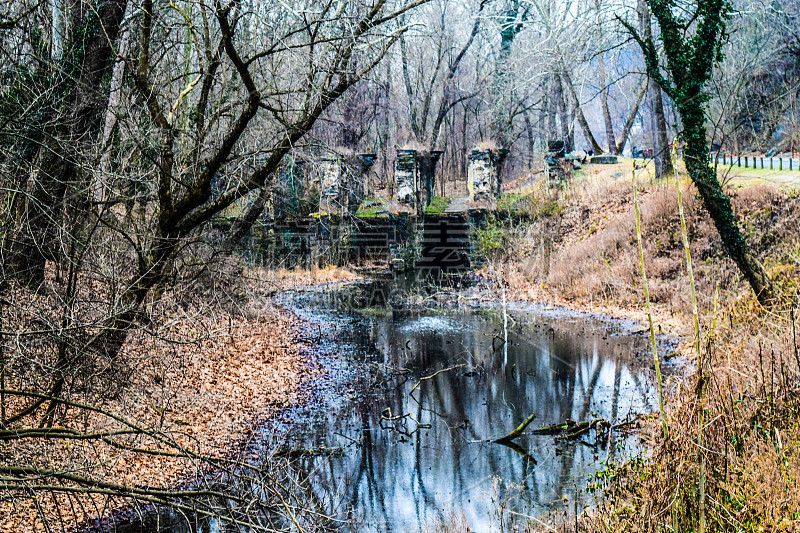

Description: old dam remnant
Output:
[216,146,512,275]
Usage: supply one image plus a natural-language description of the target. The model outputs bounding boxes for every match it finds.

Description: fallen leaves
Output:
[0,285,312,532]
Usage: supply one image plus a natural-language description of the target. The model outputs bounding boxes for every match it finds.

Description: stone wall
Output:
[318,158,343,214]
[395,149,442,210]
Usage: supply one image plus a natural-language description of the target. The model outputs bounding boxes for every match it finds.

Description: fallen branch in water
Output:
[494,440,538,466]
[493,412,537,443]
[533,418,610,440]
[379,407,431,437]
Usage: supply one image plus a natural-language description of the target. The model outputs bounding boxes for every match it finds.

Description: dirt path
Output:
[722,169,800,187]
[445,196,470,213]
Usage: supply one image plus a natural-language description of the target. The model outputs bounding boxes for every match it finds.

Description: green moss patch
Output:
[356,197,387,218]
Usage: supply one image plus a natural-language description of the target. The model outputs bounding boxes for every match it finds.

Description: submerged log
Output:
[493,412,536,443]
[533,418,610,440]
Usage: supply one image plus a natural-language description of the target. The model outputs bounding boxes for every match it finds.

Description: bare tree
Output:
[622,0,776,303]
[0,0,430,526]
[637,0,673,177]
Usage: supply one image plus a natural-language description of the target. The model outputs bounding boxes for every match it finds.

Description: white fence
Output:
[715,154,800,171]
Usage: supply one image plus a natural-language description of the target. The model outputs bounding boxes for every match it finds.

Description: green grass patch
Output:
[355,197,386,218]
[474,215,513,259]
[424,196,451,215]
[496,192,525,211]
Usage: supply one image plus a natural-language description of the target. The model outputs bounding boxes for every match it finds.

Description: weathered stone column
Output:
[318,154,377,216]
[346,153,376,215]
[318,157,343,215]
[396,149,417,207]
[468,148,501,202]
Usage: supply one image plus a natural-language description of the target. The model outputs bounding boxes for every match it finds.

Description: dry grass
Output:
[477,170,800,531]
[587,298,800,532]
[256,264,361,289]
[490,176,799,317]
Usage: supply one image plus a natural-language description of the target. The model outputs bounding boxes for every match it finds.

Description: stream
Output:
[108,280,678,532]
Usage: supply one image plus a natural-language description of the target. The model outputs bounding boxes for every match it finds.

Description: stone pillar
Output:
[468,148,501,202]
[318,154,377,216]
[318,157,343,215]
[396,149,417,207]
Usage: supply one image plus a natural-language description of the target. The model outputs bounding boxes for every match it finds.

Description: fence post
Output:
[745,156,748,168]
[770,158,773,170]
[738,155,741,167]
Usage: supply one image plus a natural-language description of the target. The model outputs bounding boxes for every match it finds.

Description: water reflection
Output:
[284,291,660,532]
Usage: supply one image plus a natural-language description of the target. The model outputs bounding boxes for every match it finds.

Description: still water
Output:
[108,282,673,532]
[274,284,668,532]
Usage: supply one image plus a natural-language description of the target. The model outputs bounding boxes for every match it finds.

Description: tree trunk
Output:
[554,74,572,153]
[681,99,775,303]
[399,32,422,142]
[492,0,525,165]
[561,70,602,154]
[97,2,133,197]
[51,0,68,62]
[598,53,618,154]
[616,76,648,154]
[85,240,176,359]
[651,84,673,178]
[225,187,270,251]
[594,0,617,154]
[637,0,672,178]
[545,77,556,142]
[429,0,486,148]
[9,0,129,285]
[340,93,362,150]
[624,0,776,304]
[524,110,535,171]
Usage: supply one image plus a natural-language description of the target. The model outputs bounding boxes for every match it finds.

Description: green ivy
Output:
[621,0,775,301]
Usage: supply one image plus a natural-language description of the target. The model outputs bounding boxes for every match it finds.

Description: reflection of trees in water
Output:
[303,309,654,531]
